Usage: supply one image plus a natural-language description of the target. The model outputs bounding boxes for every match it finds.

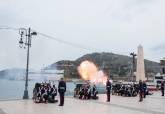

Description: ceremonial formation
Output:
[31,45,165,107]
[32,82,58,103]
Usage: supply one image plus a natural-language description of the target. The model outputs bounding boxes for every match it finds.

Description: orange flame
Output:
[77,60,108,85]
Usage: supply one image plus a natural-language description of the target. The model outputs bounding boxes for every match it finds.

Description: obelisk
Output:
[136,45,146,81]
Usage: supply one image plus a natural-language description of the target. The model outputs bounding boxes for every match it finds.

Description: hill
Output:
[47,52,162,79]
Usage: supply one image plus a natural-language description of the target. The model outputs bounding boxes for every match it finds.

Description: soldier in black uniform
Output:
[92,84,97,96]
[106,78,111,102]
[58,78,66,106]
[161,80,164,96]
[143,81,147,98]
[139,80,143,102]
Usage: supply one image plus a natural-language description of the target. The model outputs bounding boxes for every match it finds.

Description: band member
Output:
[58,78,66,106]
[161,81,164,96]
[139,80,143,102]
[106,78,111,102]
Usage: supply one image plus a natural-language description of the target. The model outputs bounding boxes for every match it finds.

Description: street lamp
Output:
[130,52,137,81]
[19,28,37,99]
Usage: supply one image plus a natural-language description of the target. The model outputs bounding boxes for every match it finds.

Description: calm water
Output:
[0,79,75,100]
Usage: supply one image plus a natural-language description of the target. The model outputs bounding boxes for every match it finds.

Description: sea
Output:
[0,79,75,100]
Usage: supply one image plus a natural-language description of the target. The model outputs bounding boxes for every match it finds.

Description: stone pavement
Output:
[0,91,164,114]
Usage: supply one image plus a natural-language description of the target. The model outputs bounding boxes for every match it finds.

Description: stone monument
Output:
[136,45,146,81]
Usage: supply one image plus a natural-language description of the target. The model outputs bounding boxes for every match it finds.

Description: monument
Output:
[136,45,146,81]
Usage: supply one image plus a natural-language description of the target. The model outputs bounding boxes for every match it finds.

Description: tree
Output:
[160,58,165,74]
[160,58,165,66]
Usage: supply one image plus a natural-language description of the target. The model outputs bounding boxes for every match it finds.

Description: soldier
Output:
[92,84,98,99]
[58,78,66,106]
[161,80,164,96]
[143,81,147,98]
[139,80,143,102]
[51,85,57,100]
[106,78,111,102]
[92,84,97,95]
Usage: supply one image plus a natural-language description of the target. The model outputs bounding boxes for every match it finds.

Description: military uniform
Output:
[161,81,164,96]
[139,80,143,102]
[143,82,147,98]
[58,79,66,106]
[106,80,111,102]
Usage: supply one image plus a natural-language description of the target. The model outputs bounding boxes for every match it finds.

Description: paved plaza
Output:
[0,91,165,114]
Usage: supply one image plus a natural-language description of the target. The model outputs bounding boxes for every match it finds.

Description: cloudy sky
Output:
[0,0,165,70]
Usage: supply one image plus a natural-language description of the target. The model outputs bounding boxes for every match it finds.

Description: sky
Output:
[0,0,165,70]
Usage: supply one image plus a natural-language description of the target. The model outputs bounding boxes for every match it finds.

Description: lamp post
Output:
[130,52,137,81]
[19,28,37,99]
